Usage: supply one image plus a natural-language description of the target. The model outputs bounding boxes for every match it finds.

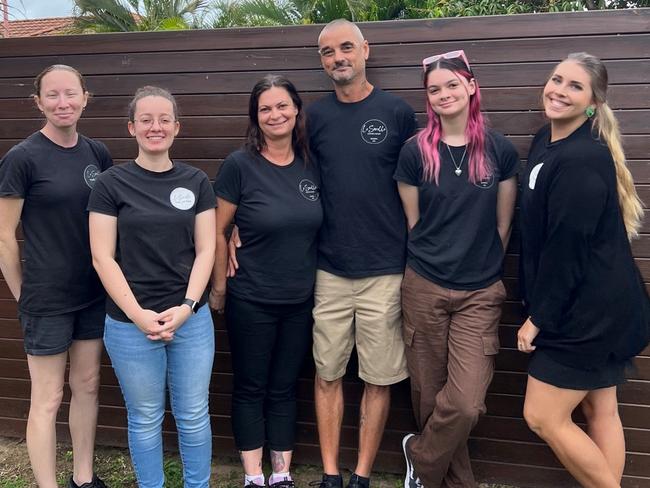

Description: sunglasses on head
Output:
[422,50,470,70]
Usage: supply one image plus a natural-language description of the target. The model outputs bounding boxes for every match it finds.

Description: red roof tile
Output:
[1,17,74,38]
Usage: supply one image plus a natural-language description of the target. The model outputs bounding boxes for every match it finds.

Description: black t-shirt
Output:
[394,130,519,290]
[88,161,215,322]
[214,149,323,304]
[307,88,417,278]
[0,131,112,315]
[520,121,650,368]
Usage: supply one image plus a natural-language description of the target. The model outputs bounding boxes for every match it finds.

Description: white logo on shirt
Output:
[474,173,495,189]
[528,163,544,190]
[298,179,320,201]
[170,187,196,210]
[360,119,388,144]
[83,164,100,188]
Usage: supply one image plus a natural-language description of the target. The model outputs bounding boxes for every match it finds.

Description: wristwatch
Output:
[181,298,198,314]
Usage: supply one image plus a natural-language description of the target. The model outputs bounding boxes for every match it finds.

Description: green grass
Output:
[0,438,518,487]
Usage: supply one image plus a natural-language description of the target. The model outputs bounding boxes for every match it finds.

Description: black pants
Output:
[225,293,314,451]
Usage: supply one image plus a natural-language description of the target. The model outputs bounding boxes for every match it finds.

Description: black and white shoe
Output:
[69,475,108,488]
[309,474,343,488]
[270,478,296,488]
[402,434,424,488]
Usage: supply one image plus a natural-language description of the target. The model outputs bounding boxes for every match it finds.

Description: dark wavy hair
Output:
[245,74,310,163]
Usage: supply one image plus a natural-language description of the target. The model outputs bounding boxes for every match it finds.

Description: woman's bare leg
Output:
[523,376,620,488]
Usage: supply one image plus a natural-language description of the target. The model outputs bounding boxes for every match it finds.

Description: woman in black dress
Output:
[518,52,649,487]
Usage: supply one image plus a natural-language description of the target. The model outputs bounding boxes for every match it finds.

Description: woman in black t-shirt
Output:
[518,53,649,487]
[395,51,518,488]
[89,86,216,488]
[0,65,112,488]
[211,75,322,488]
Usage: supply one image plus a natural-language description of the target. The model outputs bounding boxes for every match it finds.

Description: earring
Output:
[585,106,596,118]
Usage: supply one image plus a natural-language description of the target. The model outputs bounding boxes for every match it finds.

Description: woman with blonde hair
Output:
[518,52,650,487]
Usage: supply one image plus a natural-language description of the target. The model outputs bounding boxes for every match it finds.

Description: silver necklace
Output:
[446,143,467,176]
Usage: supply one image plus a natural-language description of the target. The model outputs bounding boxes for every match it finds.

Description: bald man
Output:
[308,19,417,488]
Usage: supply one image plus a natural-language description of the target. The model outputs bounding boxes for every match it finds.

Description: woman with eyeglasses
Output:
[88,86,216,488]
[395,50,518,488]
[0,64,112,488]
[518,53,649,487]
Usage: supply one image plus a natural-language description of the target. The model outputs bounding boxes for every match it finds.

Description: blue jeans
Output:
[104,304,215,488]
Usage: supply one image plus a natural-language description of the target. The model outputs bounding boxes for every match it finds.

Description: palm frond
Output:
[72,0,139,32]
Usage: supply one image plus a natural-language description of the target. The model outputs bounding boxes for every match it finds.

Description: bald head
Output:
[318,19,365,46]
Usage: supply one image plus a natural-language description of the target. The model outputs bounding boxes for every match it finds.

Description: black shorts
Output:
[528,349,626,390]
[19,298,106,356]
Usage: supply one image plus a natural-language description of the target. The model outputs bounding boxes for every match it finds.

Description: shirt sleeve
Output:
[394,141,422,186]
[195,172,216,214]
[397,101,418,143]
[213,155,242,205]
[527,160,608,332]
[0,145,31,198]
[495,135,520,181]
[96,140,114,171]
[87,171,118,217]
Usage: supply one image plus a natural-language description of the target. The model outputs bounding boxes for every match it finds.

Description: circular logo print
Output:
[169,187,196,210]
[474,173,495,189]
[83,164,100,188]
[299,179,320,201]
[360,119,388,144]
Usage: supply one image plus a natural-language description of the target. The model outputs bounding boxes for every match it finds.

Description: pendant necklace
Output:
[446,143,467,176]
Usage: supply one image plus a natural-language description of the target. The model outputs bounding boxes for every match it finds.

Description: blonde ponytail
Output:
[593,103,643,239]
[565,52,643,240]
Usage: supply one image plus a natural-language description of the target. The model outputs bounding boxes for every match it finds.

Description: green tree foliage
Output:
[210,0,382,27]
[401,0,585,18]
[72,0,209,32]
[73,0,650,31]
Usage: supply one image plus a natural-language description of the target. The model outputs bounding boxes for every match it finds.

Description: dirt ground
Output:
[0,437,516,488]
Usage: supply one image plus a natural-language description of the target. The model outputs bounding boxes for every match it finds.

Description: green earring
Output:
[585,106,596,118]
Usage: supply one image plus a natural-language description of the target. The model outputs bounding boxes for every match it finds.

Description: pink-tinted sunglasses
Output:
[422,50,471,70]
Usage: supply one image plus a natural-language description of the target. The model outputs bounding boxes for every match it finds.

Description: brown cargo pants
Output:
[401,266,506,488]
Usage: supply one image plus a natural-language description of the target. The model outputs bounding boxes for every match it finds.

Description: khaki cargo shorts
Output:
[312,270,409,385]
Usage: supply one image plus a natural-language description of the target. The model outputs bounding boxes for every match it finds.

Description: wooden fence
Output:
[0,8,649,487]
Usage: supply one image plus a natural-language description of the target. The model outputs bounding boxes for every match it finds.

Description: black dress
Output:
[519,121,650,389]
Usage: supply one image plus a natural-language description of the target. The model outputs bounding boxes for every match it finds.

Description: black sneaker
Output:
[402,434,424,488]
[270,478,296,488]
[245,483,265,488]
[346,473,369,488]
[69,475,108,488]
[308,474,343,488]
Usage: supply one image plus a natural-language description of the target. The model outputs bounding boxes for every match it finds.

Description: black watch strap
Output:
[181,298,198,313]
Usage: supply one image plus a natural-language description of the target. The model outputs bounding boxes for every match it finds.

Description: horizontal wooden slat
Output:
[0,85,647,123]
[4,134,646,162]
[2,110,648,140]
[2,33,649,79]
[2,9,648,57]
[1,60,647,99]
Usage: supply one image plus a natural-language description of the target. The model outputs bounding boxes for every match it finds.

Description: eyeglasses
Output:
[135,117,176,128]
[422,50,470,70]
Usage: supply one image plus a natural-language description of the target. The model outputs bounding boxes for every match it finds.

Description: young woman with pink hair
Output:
[395,51,519,488]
